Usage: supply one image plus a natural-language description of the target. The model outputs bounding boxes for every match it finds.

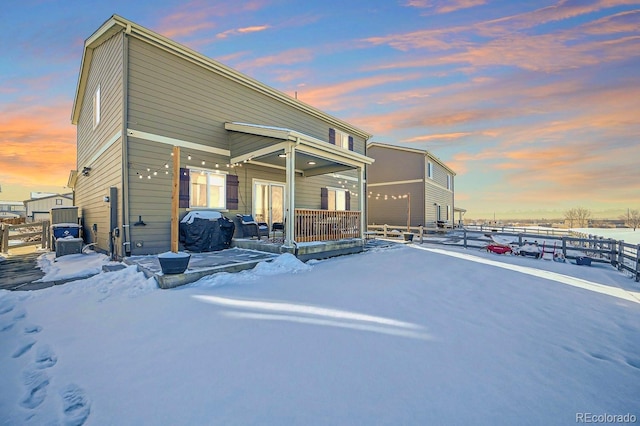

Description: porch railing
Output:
[295,209,361,242]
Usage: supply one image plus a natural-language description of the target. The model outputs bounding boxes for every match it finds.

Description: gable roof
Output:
[367,142,456,175]
[71,15,371,141]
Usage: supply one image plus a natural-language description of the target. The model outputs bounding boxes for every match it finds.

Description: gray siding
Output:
[367,144,455,227]
[74,33,124,253]
[367,146,424,184]
[127,37,366,155]
[367,182,425,228]
[425,159,454,225]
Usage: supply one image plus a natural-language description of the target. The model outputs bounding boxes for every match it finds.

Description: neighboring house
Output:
[367,142,456,229]
[69,15,373,259]
[24,193,74,222]
[0,201,26,219]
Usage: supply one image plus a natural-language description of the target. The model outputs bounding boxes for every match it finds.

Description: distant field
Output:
[572,228,640,245]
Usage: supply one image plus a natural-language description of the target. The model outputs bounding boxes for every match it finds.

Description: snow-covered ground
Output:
[1,244,639,425]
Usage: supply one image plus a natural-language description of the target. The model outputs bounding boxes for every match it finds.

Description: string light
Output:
[131,150,228,182]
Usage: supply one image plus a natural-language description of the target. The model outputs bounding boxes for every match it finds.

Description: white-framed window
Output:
[427,161,433,179]
[189,168,227,209]
[447,174,452,190]
[55,199,63,205]
[328,188,348,211]
[334,129,350,149]
[93,85,101,129]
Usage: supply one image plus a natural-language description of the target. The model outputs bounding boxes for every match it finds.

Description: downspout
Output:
[121,27,131,257]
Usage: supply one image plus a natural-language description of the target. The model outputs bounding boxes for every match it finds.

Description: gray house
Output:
[367,142,456,229]
[69,15,373,259]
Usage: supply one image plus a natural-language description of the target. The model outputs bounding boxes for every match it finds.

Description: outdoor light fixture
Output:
[278,154,287,158]
[307,161,316,165]
[82,167,91,176]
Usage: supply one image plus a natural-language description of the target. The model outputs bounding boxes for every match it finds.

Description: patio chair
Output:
[234,214,269,239]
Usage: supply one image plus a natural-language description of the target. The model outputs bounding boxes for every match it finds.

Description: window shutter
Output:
[348,136,354,151]
[226,175,239,210]
[179,168,190,208]
[329,128,336,145]
[321,187,328,210]
[345,191,351,210]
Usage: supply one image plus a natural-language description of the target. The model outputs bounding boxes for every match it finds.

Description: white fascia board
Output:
[71,16,126,125]
[127,129,230,156]
[367,179,423,187]
[226,122,374,167]
[230,141,290,164]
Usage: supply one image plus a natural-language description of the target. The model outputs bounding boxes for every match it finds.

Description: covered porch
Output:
[225,122,374,254]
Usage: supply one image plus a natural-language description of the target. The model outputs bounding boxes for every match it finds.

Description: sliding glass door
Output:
[253,180,285,228]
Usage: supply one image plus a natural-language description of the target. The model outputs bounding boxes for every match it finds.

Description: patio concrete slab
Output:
[124,248,279,289]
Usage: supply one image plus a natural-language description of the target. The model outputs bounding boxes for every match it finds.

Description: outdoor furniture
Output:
[234,214,269,239]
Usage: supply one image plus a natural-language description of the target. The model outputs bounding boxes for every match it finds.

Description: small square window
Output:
[56,199,63,205]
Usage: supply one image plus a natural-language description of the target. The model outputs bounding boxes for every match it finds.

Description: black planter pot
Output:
[403,233,414,241]
[158,252,191,274]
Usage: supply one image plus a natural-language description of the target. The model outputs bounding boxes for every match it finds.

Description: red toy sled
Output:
[486,243,513,255]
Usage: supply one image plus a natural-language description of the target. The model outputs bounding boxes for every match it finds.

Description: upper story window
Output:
[93,85,101,129]
[447,174,452,190]
[427,161,433,179]
[189,168,226,209]
[329,128,353,150]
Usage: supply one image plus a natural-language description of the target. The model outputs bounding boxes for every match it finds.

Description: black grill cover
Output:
[179,216,235,252]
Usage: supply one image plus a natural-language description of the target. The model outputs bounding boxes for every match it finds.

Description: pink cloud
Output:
[155,0,269,39]
[0,101,76,188]
[216,25,271,39]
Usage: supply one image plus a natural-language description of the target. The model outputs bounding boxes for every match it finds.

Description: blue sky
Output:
[1,0,639,219]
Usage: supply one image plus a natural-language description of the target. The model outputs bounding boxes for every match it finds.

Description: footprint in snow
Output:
[60,384,91,426]
[0,297,15,315]
[34,344,58,369]
[0,318,15,332]
[24,324,42,334]
[12,307,27,320]
[12,338,36,358]
[20,368,50,409]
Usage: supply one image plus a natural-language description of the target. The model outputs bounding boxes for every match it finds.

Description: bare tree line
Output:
[564,207,639,230]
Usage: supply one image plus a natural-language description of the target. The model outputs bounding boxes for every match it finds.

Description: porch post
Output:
[359,166,366,239]
[283,142,296,248]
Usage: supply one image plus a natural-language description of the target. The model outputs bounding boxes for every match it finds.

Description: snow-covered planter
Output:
[158,251,191,274]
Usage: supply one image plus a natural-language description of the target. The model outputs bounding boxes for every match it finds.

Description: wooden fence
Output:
[458,229,639,282]
[365,224,640,282]
[462,224,571,237]
[0,221,51,254]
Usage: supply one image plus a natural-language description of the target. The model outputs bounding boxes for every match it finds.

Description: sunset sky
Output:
[1,0,639,219]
